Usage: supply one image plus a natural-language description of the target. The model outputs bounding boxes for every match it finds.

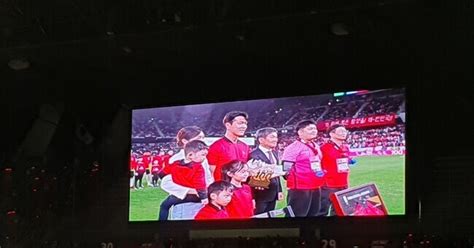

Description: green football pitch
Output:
[129,155,405,221]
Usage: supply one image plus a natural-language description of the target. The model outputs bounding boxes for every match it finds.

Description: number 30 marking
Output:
[100,242,113,248]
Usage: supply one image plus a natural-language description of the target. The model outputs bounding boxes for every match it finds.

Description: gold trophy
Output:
[246,159,285,189]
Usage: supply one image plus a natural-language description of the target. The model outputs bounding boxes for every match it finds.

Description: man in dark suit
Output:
[250,127,284,214]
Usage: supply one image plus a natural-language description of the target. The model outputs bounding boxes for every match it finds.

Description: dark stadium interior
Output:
[1,0,474,247]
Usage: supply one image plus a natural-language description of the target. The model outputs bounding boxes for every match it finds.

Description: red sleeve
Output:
[207,142,224,180]
[192,164,206,191]
[162,160,177,175]
[142,155,150,167]
[130,157,137,170]
[162,155,171,168]
[207,142,221,167]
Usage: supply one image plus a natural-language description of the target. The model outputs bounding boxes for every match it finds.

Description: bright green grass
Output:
[129,155,405,221]
[129,184,169,221]
[349,155,405,215]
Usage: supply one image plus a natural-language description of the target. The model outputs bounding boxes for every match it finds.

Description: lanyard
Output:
[298,139,319,156]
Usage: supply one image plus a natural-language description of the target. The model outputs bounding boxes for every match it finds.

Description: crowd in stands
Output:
[132,92,405,140]
[323,100,364,121]
[347,125,405,149]
[356,96,404,117]
[132,143,176,155]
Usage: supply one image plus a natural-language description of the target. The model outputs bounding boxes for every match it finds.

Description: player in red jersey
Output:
[130,151,138,189]
[207,111,251,181]
[134,157,147,189]
[195,180,234,220]
[150,159,162,187]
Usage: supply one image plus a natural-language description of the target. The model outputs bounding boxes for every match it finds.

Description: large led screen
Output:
[129,88,406,221]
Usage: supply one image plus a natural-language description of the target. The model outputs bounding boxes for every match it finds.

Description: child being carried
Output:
[158,140,209,220]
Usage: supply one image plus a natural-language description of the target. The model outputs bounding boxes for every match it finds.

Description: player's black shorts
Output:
[145,169,150,174]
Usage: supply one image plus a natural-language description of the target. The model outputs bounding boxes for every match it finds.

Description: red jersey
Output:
[168,160,207,199]
[136,162,147,174]
[161,154,172,168]
[226,184,254,218]
[151,156,163,168]
[130,156,137,171]
[321,141,350,188]
[142,153,152,168]
[195,204,229,220]
[207,137,250,181]
[151,164,161,175]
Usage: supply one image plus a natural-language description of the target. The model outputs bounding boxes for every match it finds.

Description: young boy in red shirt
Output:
[158,140,209,220]
[195,180,234,220]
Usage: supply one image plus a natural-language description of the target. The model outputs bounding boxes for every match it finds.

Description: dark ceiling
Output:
[1,0,474,158]
[1,0,423,98]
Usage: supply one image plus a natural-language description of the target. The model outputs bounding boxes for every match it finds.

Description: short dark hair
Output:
[256,127,278,141]
[222,111,249,125]
[327,124,346,134]
[221,160,246,182]
[176,126,203,148]
[295,120,317,133]
[183,140,208,156]
[207,180,234,201]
